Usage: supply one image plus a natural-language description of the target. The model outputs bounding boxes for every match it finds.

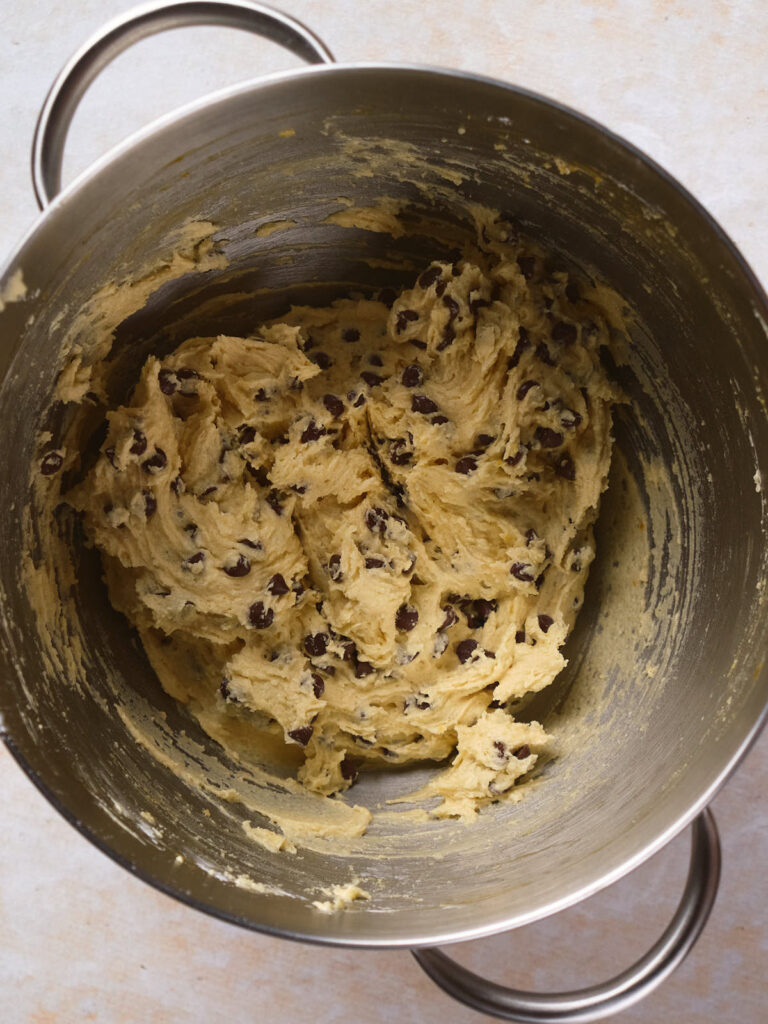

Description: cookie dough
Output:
[69,221,616,820]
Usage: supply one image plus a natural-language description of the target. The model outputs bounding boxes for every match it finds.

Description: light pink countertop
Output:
[2,2,766,1021]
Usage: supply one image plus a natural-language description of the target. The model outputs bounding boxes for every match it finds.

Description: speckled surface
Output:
[1,1,767,1021]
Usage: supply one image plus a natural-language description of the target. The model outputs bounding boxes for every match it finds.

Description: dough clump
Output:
[72,222,616,819]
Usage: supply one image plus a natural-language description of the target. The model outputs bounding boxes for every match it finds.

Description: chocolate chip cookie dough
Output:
[68,217,617,821]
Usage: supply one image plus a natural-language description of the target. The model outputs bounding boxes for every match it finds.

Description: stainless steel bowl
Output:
[1,3,766,1021]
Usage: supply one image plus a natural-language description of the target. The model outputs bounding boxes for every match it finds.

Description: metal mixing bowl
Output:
[1,3,766,1021]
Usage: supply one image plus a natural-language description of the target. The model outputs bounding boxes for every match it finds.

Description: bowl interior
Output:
[1,66,767,946]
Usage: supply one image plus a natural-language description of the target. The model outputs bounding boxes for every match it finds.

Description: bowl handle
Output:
[412,808,720,1023]
[31,0,335,209]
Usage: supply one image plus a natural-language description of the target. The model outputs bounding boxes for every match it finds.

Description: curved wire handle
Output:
[31,0,334,209]
[413,809,720,1023]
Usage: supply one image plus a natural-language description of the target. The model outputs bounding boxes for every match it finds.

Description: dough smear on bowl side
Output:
[60,215,619,823]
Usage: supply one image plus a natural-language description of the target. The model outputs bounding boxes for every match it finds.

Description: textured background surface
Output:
[1,1,767,1021]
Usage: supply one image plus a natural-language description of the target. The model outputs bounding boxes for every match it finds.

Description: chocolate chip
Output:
[177,368,199,381]
[105,447,118,469]
[552,320,577,344]
[129,430,147,456]
[418,265,442,288]
[505,448,524,467]
[536,342,555,366]
[40,451,63,476]
[470,296,489,315]
[249,601,274,628]
[516,380,538,401]
[245,463,270,487]
[200,485,217,498]
[304,633,328,657]
[378,287,397,308]
[360,370,384,388]
[254,388,269,402]
[143,490,156,518]
[555,454,576,481]
[142,448,167,473]
[463,599,496,628]
[431,414,449,425]
[401,364,423,388]
[183,551,205,570]
[340,756,359,781]
[238,424,257,444]
[411,394,438,415]
[158,369,177,395]
[223,555,251,578]
[220,678,237,702]
[538,614,554,633]
[365,557,385,569]
[354,659,373,678]
[300,419,326,443]
[475,434,495,449]
[396,604,419,632]
[342,328,360,343]
[442,295,459,319]
[328,554,343,581]
[171,475,183,495]
[238,538,262,550]
[456,638,479,663]
[396,309,419,334]
[342,641,357,661]
[510,562,534,582]
[353,393,366,408]
[288,725,313,745]
[288,376,304,393]
[267,573,289,595]
[409,339,428,350]
[514,744,531,759]
[515,629,526,643]
[517,255,536,280]
[535,426,564,448]
[390,438,412,466]
[309,351,332,370]
[439,606,458,631]
[507,327,530,370]
[438,324,456,351]
[561,409,582,429]
[266,489,283,515]
[368,353,383,367]
[305,673,323,700]
[494,739,508,759]
[365,506,389,534]
[525,528,537,546]
[455,455,477,475]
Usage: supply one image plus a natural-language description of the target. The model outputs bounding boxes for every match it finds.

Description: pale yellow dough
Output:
[69,220,616,820]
